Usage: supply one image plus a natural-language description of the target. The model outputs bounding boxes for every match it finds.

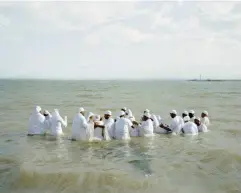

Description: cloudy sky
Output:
[0,1,241,80]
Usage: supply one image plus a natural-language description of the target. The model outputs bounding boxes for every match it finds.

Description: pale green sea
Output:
[0,79,241,193]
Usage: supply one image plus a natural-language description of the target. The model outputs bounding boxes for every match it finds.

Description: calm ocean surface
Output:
[0,79,241,193]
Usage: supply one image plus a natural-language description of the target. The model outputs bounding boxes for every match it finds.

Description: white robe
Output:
[170,116,184,134]
[103,118,114,138]
[43,114,52,133]
[139,119,154,137]
[93,121,111,141]
[49,110,67,136]
[86,121,94,141]
[28,107,45,135]
[182,122,198,135]
[125,109,135,122]
[201,117,210,127]
[151,114,159,132]
[72,113,88,140]
[114,117,133,140]
[198,124,208,133]
[130,127,140,137]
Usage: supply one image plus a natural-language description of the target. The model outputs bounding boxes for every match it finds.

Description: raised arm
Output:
[59,116,67,128]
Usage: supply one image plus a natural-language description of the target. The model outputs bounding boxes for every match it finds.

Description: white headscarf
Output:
[35,106,41,114]
[52,109,61,120]
[94,115,101,122]
[86,112,94,122]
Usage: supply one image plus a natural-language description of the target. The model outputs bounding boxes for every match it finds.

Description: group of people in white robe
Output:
[27,106,210,141]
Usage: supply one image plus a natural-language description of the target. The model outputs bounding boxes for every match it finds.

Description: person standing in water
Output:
[181,116,198,135]
[72,107,88,140]
[103,110,115,138]
[93,115,110,141]
[27,106,45,136]
[160,110,184,135]
[188,110,196,122]
[114,111,133,140]
[201,111,210,127]
[49,109,67,136]
[42,110,52,135]
[139,112,154,137]
[130,121,140,137]
[194,117,208,133]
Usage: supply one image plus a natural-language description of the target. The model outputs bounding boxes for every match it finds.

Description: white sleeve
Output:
[81,116,88,129]
[170,120,177,131]
[59,116,67,128]
[128,119,133,127]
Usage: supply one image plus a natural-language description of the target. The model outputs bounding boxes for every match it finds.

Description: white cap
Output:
[202,111,208,116]
[170,110,177,115]
[79,107,85,112]
[183,116,190,122]
[118,111,125,117]
[144,112,151,118]
[194,117,201,121]
[121,107,127,111]
[105,110,112,115]
[88,112,94,118]
[183,111,188,115]
[94,115,100,121]
[43,110,50,115]
[36,106,41,112]
[189,110,195,114]
[144,109,150,113]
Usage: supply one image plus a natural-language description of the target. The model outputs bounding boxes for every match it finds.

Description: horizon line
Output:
[0,77,241,81]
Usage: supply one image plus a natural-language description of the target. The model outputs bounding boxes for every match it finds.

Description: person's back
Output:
[103,117,114,138]
[115,117,132,140]
[28,106,45,135]
[201,117,210,127]
[182,122,198,135]
[170,116,183,134]
[198,123,208,133]
[50,109,67,136]
[140,119,154,137]
[72,113,88,140]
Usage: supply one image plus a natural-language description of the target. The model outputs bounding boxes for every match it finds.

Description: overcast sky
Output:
[0,1,241,80]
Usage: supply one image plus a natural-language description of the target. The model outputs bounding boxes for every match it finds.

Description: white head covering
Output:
[104,110,112,116]
[121,107,127,111]
[52,109,61,119]
[183,111,188,115]
[202,111,208,116]
[35,106,41,113]
[86,112,94,122]
[183,116,190,122]
[79,107,85,113]
[144,112,151,118]
[118,111,125,117]
[194,117,201,121]
[144,109,150,113]
[94,115,101,121]
[189,110,195,114]
[126,109,133,117]
[43,110,50,115]
[170,110,177,115]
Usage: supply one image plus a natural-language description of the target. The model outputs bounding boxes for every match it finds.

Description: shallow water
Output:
[0,80,241,193]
